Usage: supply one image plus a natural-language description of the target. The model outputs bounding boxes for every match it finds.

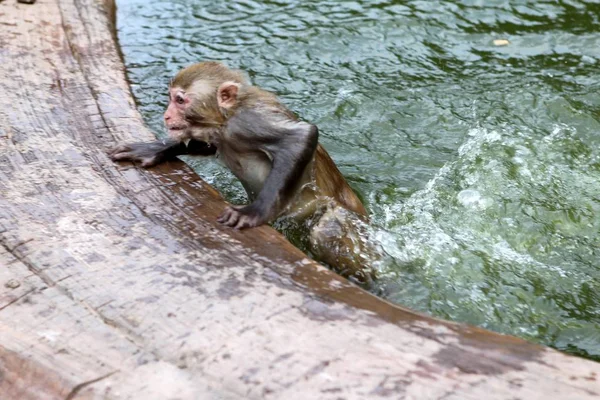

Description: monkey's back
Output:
[314,145,368,218]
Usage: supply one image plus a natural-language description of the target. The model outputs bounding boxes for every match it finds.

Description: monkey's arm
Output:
[108,139,216,168]
[219,110,319,229]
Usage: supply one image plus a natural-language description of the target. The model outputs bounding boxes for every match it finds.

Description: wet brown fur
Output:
[314,145,367,218]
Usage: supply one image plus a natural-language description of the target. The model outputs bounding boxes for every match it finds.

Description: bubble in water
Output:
[457,189,493,210]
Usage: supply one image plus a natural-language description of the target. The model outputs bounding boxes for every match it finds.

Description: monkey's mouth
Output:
[167,126,191,142]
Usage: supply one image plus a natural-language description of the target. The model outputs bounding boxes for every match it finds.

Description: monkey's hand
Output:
[108,142,168,168]
[108,140,216,168]
[217,205,268,230]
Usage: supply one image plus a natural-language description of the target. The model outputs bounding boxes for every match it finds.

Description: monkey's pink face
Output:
[164,88,192,142]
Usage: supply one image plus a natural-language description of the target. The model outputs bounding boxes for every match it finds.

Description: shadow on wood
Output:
[0,0,598,399]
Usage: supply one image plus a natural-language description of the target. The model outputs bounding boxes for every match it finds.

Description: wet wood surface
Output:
[0,0,599,399]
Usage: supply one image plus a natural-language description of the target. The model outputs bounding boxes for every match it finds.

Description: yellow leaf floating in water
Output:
[493,39,510,46]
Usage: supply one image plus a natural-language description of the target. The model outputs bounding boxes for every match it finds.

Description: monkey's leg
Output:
[308,204,378,285]
[108,139,216,167]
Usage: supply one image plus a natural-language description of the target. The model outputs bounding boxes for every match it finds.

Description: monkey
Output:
[109,62,377,282]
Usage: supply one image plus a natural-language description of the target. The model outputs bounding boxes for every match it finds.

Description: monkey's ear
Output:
[217,81,240,109]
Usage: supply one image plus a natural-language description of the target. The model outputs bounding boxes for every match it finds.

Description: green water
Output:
[116,0,600,360]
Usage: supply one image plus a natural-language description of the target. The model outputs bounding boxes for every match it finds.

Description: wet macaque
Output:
[109,62,376,282]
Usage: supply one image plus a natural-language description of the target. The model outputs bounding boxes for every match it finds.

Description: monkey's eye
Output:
[175,94,185,105]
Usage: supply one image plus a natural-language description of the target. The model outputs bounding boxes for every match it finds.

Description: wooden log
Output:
[0,0,598,399]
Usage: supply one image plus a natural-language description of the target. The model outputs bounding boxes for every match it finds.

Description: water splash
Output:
[372,125,600,357]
